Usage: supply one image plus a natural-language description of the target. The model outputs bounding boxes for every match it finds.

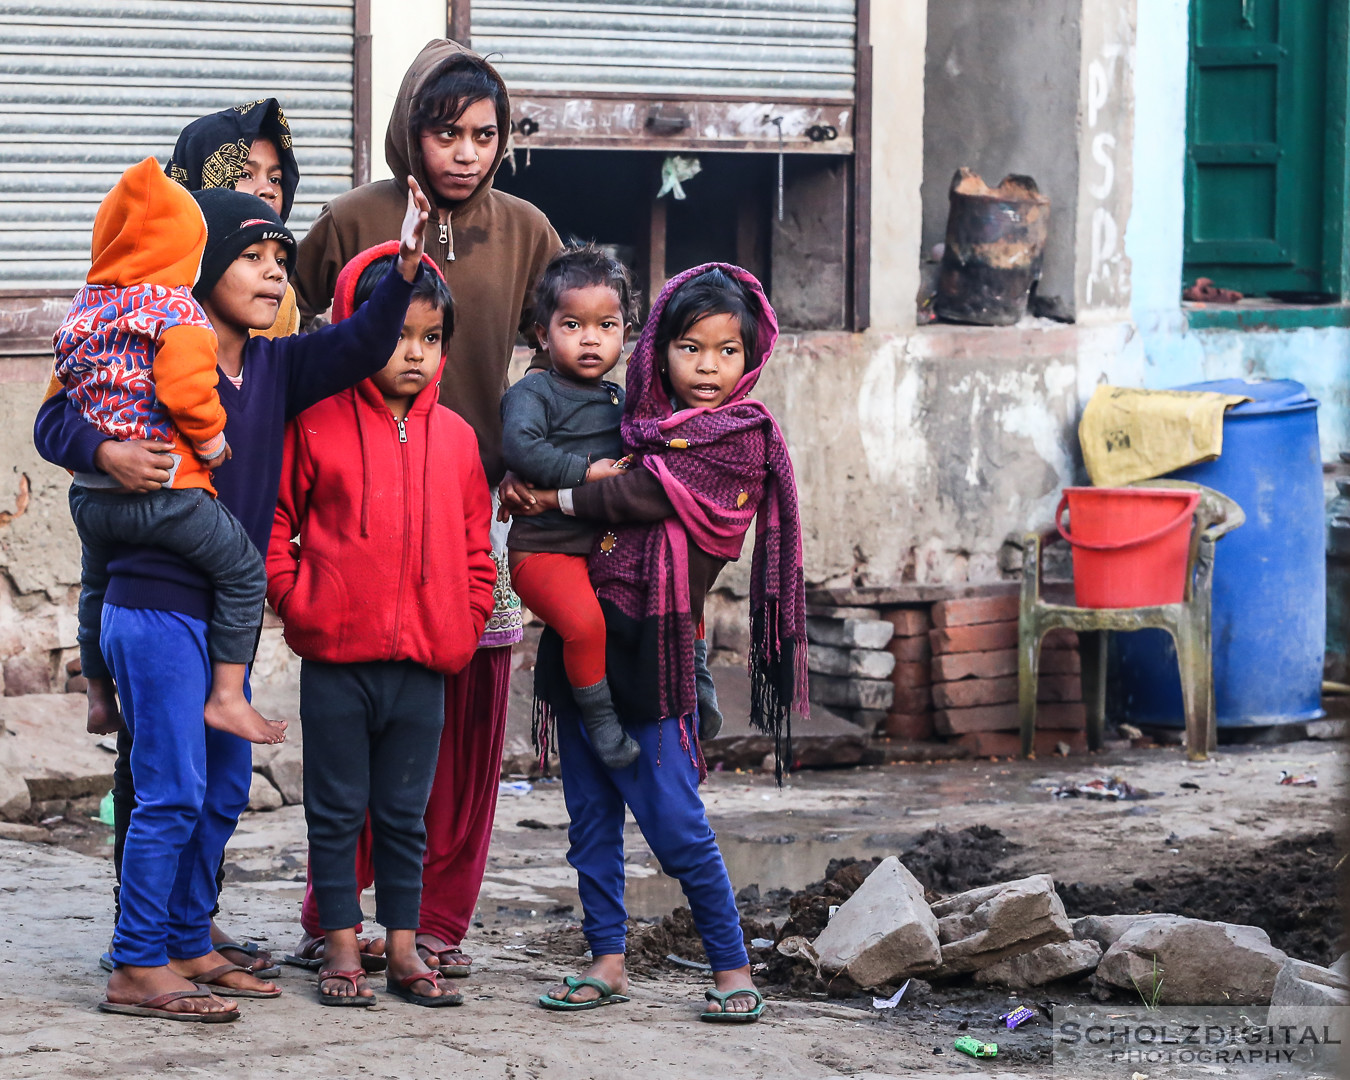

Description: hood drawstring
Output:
[353,394,373,537]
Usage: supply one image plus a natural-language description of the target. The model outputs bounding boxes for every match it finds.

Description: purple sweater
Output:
[33,263,417,622]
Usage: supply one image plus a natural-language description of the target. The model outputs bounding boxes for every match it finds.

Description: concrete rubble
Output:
[1268,956,1350,1008]
[973,938,1102,988]
[930,873,1073,974]
[812,856,943,986]
[1094,915,1288,1005]
[247,771,283,812]
[1072,912,1175,949]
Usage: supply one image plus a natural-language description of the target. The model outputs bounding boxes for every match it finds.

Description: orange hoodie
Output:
[52,157,224,492]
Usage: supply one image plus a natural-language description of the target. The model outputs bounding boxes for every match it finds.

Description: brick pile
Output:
[927,594,1087,757]
[881,607,934,740]
[806,605,895,731]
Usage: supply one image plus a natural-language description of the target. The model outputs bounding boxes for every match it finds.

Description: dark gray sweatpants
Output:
[68,484,265,681]
[301,659,446,932]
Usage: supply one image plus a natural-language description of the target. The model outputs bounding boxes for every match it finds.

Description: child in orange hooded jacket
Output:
[53,157,282,746]
[267,242,495,1008]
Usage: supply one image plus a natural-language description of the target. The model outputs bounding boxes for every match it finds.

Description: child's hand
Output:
[584,458,626,483]
[398,176,432,282]
[498,472,537,516]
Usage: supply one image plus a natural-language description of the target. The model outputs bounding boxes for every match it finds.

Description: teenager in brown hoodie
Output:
[290,39,560,981]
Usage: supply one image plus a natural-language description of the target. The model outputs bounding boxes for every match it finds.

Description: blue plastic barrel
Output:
[1114,378,1325,727]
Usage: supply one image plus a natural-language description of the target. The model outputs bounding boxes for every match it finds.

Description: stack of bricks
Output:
[928,594,1088,757]
[880,607,934,740]
[806,605,896,731]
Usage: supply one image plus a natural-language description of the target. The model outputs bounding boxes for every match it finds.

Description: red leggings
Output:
[510,552,606,688]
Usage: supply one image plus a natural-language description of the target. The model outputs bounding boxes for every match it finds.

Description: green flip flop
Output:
[700,986,766,1023]
[538,975,631,1011]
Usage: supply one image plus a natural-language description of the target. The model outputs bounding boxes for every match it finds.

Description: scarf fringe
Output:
[749,601,797,786]
[530,694,554,778]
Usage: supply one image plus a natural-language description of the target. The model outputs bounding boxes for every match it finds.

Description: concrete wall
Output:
[1125,0,1350,459]
[921,0,1083,318]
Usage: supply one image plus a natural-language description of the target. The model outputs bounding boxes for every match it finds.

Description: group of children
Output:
[35,42,808,1026]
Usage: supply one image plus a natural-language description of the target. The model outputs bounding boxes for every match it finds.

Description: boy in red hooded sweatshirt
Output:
[267,243,494,1008]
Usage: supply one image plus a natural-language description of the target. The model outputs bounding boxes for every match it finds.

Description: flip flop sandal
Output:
[98,986,240,1023]
[99,951,114,974]
[317,969,377,1008]
[216,940,281,980]
[386,971,463,1008]
[700,987,766,1023]
[283,942,388,974]
[419,944,473,978]
[538,975,630,1012]
[190,962,281,999]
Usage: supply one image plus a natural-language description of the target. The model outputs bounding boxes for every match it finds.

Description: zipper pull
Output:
[396,417,407,443]
[438,222,448,245]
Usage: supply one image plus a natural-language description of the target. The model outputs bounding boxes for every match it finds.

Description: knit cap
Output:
[191,188,296,304]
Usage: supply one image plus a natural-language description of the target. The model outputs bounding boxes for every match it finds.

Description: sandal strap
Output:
[139,987,213,1009]
[194,963,247,985]
[216,940,262,958]
[399,970,441,990]
[705,987,764,1006]
[561,975,614,1002]
[318,969,365,989]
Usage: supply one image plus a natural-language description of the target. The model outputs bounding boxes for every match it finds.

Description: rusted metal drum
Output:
[934,169,1050,327]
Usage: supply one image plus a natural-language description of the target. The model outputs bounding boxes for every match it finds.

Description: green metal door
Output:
[1184,0,1329,295]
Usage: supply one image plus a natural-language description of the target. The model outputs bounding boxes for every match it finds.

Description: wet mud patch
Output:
[1057,829,1347,965]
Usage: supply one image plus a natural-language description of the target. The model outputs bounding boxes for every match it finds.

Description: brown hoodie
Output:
[292,40,560,483]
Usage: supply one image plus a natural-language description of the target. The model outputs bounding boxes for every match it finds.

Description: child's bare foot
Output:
[416,933,473,975]
[704,965,762,1015]
[386,929,455,1003]
[318,930,375,1003]
[204,690,286,744]
[104,963,237,1019]
[86,677,123,735]
[543,952,628,1005]
[170,950,280,997]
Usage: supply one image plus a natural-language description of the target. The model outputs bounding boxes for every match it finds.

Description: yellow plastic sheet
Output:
[1078,385,1250,487]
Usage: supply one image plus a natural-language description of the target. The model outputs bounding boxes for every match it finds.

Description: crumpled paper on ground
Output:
[1079,386,1249,487]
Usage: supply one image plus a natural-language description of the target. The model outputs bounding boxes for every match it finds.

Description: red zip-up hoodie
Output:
[266,242,494,676]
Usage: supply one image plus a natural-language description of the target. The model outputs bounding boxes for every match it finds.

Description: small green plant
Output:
[1130,954,1165,1011]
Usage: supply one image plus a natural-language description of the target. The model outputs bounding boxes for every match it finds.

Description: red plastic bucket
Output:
[1057,487,1201,608]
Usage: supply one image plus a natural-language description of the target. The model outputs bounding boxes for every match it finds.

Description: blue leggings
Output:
[102,605,252,967]
[554,706,748,971]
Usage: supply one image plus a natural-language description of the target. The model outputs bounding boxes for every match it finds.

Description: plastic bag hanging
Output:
[657,155,701,200]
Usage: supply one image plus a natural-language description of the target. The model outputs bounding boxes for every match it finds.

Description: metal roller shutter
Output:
[472,0,856,102]
[0,0,355,291]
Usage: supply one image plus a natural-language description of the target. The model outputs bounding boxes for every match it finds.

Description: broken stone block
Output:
[261,743,304,805]
[0,763,31,821]
[1073,913,1175,950]
[1269,956,1350,1008]
[2,655,53,697]
[974,938,1102,988]
[930,873,1073,974]
[806,617,894,650]
[247,772,283,812]
[1095,916,1287,1005]
[1333,953,1349,978]
[809,673,894,710]
[807,643,896,680]
[812,856,943,987]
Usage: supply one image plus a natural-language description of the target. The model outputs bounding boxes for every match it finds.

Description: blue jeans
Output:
[554,706,748,971]
[102,604,252,967]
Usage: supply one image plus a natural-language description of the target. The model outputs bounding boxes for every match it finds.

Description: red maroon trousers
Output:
[300,645,512,942]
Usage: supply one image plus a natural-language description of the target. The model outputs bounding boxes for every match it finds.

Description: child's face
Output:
[207,239,289,331]
[370,298,444,405]
[418,98,499,204]
[233,137,284,212]
[664,313,747,409]
[538,285,628,383]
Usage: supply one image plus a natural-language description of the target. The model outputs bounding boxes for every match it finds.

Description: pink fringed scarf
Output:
[587,263,809,779]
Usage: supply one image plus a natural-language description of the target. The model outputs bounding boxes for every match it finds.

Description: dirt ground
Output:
[0,736,1342,1079]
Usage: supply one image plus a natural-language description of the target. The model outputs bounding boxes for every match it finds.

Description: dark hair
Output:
[352,255,455,338]
[410,57,508,138]
[531,242,639,329]
[654,268,761,366]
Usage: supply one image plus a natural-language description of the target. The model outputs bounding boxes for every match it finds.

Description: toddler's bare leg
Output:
[86,676,124,735]
[203,663,287,744]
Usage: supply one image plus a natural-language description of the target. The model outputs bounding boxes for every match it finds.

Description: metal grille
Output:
[472,0,856,102]
[0,0,355,291]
